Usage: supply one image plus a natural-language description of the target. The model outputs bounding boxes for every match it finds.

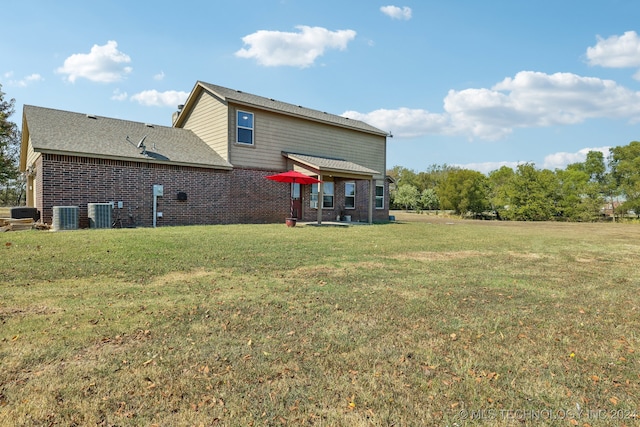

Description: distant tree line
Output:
[0,84,23,206]
[388,142,640,222]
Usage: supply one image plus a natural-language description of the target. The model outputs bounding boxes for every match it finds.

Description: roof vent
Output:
[177,104,184,111]
[86,114,97,119]
[145,123,154,128]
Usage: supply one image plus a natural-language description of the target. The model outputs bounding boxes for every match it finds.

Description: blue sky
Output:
[3,0,640,174]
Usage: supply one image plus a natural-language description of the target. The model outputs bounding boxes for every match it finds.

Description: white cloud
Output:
[345,71,640,140]
[448,71,640,138]
[56,40,132,83]
[380,5,412,20]
[154,71,165,81]
[586,31,640,68]
[342,107,449,138]
[542,146,610,170]
[6,73,43,87]
[111,89,128,101]
[130,89,189,107]
[235,26,356,68]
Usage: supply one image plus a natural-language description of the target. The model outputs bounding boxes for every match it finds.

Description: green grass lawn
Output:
[1,216,639,426]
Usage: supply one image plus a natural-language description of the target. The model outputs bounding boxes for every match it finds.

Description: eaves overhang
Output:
[31,147,233,170]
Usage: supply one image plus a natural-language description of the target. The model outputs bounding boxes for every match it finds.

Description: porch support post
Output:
[317,175,323,225]
[368,178,374,224]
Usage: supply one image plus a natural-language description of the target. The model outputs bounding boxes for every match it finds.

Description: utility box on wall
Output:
[153,184,164,197]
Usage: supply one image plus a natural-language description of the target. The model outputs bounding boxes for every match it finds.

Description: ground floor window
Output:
[311,182,334,209]
[345,182,355,209]
[376,182,384,209]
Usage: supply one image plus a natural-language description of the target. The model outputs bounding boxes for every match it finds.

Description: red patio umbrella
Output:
[266,170,322,221]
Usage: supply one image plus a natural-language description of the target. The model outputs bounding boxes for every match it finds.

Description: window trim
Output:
[345,182,356,210]
[375,182,385,209]
[311,182,334,209]
[236,110,254,146]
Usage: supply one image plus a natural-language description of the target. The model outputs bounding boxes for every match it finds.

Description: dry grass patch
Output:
[150,268,216,286]
[389,250,484,262]
[507,251,546,260]
[0,305,59,318]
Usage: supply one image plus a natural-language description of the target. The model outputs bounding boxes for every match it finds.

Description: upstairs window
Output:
[237,111,254,145]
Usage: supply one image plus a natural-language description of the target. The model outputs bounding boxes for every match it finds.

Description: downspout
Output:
[369,178,374,224]
[153,192,158,228]
[317,175,323,225]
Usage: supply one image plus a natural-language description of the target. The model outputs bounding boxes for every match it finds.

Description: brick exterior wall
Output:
[35,154,389,227]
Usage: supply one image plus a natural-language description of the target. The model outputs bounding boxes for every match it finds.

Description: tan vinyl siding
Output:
[26,138,40,168]
[181,91,229,161]
[228,104,386,179]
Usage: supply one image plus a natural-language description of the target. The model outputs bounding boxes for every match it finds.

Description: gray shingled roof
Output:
[23,105,232,169]
[284,152,379,176]
[197,81,388,136]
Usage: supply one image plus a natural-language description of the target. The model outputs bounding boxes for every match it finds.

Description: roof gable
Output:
[176,81,388,137]
[23,105,232,169]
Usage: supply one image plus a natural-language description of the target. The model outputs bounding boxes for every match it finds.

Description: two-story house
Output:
[20,81,389,227]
